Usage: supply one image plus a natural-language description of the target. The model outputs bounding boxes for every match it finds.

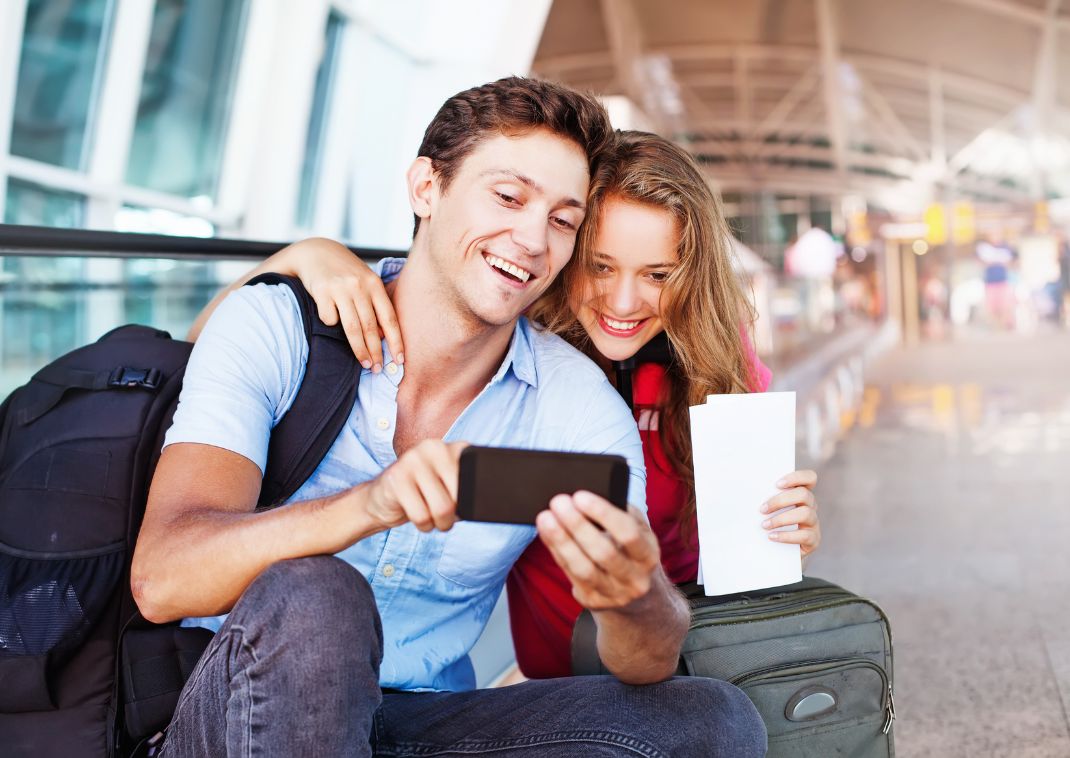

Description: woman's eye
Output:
[649,271,670,283]
[592,263,612,274]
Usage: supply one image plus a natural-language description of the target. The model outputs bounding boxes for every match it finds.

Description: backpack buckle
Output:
[109,367,162,389]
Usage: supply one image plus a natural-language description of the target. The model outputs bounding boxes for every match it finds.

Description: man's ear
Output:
[407,156,436,223]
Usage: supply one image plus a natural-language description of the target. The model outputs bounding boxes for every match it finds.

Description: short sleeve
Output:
[163,284,309,474]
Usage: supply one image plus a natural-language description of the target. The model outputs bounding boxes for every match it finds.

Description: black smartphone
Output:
[456,446,630,525]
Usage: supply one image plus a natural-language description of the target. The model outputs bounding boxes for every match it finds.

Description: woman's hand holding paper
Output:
[760,469,821,558]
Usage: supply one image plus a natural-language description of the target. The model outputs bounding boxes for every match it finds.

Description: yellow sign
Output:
[1035,202,1050,234]
[848,209,871,246]
[924,204,947,245]
[952,202,975,245]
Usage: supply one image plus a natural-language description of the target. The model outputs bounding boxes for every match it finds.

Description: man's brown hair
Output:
[413,76,612,235]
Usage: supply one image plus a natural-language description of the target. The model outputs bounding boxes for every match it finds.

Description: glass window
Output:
[4,178,86,228]
[296,11,345,229]
[9,0,114,169]
[0,252,254,398]
[125,0,248,200]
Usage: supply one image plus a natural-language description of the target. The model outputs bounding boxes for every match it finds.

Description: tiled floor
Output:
[806,327,1070,757]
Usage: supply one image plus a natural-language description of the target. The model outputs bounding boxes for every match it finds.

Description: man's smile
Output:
[482,251,536,287]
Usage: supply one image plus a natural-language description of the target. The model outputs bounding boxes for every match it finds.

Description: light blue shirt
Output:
[164,258,646,691]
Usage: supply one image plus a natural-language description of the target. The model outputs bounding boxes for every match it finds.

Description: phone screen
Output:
[456,446,629,525]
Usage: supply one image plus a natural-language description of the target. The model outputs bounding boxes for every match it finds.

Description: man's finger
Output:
[572,492,656,563]
[412,464,457,531]
[391,470,434,532]
[537,510,610,592]
[548,495,628,572]
[372,289,405,365]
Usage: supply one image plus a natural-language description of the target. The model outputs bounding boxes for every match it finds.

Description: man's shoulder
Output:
[521,319,607,388]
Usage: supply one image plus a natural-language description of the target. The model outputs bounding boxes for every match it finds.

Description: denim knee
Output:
[672,677,767,758]
[237,555,381,654]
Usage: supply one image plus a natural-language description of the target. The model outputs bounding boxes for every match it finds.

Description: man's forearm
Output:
[592,569,690,684]
[132,484,383,623]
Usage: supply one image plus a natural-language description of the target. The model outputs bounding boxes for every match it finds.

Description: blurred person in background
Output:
[210,130,823,680]
[977,239,1017,330]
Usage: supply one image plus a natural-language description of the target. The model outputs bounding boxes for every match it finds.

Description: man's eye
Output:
[495,191,519,205]
[551,216,576,231]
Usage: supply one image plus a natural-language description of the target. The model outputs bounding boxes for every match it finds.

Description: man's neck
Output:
[386,257,517,403]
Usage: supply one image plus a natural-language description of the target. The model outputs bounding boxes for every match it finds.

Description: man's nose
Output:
[511,210,549,256]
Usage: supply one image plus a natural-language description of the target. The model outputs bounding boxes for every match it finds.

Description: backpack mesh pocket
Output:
[0,547,123,712]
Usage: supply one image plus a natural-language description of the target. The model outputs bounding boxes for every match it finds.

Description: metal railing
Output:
[0,223,403,262]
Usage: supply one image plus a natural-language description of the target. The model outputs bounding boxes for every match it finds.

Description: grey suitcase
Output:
[573,576,895,757]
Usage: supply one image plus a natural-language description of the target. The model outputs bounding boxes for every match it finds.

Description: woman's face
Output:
[570,197,680,362]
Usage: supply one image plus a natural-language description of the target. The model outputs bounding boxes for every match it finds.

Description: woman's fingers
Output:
[372,288,405,365]
[762,504,817,530]
[334,298,373,369]
[776,469,817,489]
[353,294,384,371]
[761,486,815,514]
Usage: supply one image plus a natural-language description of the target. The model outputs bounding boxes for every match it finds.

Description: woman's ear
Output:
[407,156,435,223]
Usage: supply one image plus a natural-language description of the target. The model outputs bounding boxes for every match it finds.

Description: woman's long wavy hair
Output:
[530,130,759,541]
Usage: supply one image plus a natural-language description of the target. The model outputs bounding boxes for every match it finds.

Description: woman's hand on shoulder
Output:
[283,237,403,372]
[760,469,820,558]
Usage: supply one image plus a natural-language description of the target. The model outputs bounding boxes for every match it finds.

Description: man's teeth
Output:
[605,317,641,330]
[485,254,531,283]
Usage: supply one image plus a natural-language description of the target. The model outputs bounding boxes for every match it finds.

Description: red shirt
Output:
[506,352,771,679]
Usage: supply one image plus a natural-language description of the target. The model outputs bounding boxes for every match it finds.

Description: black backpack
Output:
[0,274,360,757]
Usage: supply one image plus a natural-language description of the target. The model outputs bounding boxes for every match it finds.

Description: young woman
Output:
[192,130,821,678]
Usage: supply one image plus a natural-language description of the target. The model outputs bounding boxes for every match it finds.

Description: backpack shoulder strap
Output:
[244,273,361,509]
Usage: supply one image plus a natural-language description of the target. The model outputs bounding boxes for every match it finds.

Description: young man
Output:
[132,77,766,757]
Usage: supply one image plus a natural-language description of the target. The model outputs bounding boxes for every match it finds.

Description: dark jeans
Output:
[161,556,766,757]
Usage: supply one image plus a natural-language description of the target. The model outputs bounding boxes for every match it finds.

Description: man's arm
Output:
[536,493,689,684]
[132,438,465,623]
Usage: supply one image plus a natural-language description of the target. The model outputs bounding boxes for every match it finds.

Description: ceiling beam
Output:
[856,71,930,161]
[930,67,948,170]
[815,0,849,178]
[938,0,1070,29]
[1029,0,1063,197]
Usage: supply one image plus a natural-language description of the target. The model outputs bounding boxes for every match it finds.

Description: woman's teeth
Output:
[485,254,531,283]
[604,317,641,330]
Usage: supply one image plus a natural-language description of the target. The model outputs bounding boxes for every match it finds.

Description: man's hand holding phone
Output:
[536,491,662,613]
[364,440,468,532]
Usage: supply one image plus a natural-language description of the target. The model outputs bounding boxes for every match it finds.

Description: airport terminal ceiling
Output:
[533,0,1070,214]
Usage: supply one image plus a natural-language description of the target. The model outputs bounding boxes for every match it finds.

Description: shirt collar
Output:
[489,317,538,388]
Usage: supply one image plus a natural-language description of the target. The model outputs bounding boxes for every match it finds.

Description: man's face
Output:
[419,128,590,328]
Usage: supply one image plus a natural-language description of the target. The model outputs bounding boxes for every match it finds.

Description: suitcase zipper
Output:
[687,592,894,687]
[729,656,895,734]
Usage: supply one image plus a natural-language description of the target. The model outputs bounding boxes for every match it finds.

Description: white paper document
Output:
[689,392,801,595]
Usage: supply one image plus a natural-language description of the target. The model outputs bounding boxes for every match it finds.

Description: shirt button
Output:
[376,418,389,430]
[382,563,395,578]
[386,362,398,375]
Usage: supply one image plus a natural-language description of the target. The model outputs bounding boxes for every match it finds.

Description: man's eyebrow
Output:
[480,169,585,211]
